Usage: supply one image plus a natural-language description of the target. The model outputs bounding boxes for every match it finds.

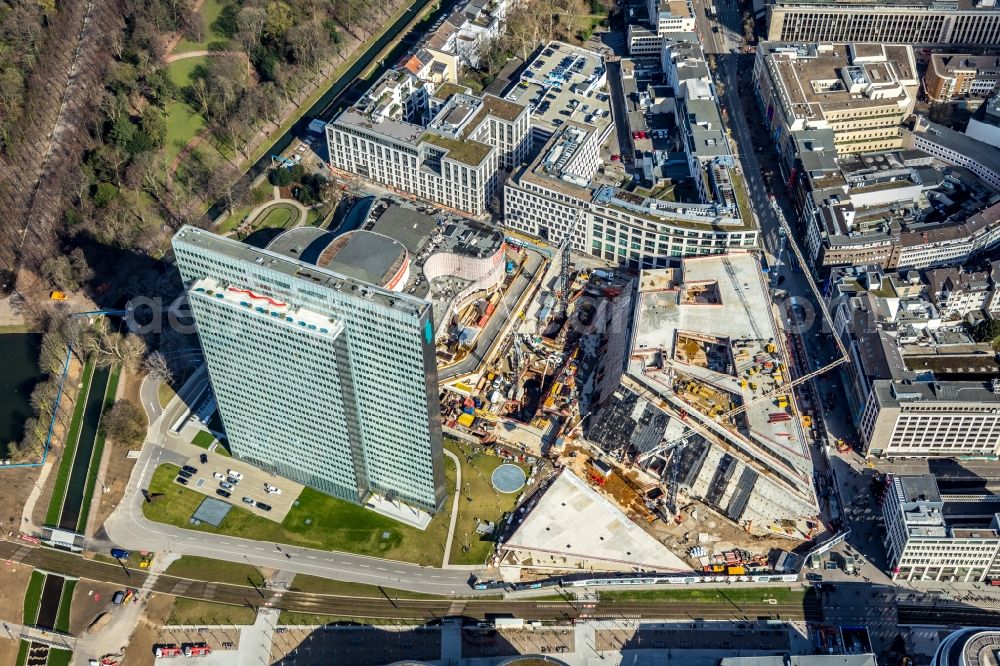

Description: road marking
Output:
[359,564,370,568]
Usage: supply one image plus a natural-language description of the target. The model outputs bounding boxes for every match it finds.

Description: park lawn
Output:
[45,361,95,526]
[164,57,211,162]
[165,556,264,587]
[164,101,206,163]
[172,0,231,53]
[600,587,805,605]
[45,649,73,666]
[254,202,301,231]
[191,430,216,449]
[446,438,528,565]
[54,580,76,632]
[22,571,45,623]
[288,575,442,600]
[168,598,257,625]
[144,458,456,565]
[76,365,122,532]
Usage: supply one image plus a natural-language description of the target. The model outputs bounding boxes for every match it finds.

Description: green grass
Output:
[165,556,264,586]
[14,641,28,666]
[45,361,95,526]
[166,57,206,89]
[45,649,73,666]
[731,169,753,226]
[144,457,456,565]
[600,587,805,605]
[172,0,231,54]
[168,598,257,625]
[22,571,45,623]
[164,101,206,163]
[54,579,77,632]
[157,381,176,409]
[191,430,216,449]
[288,575,443,600]
[253,202,300,230]
[76,365,122,532]
[447,439,528,565]
[214,442,232,457]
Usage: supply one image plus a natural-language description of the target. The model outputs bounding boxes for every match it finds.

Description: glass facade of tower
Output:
[172,226,447,513]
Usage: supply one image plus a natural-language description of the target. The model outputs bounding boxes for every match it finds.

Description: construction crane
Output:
[636,355,848,465]
[554,208,585,319]
[766,194,847,359]
[665,438,688,516]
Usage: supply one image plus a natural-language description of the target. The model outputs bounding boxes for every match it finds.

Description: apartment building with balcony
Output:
[326,69,529,216]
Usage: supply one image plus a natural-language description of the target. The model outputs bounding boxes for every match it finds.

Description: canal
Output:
[0,333,42,446]
[57,365,111,531]
[202,0,459,222]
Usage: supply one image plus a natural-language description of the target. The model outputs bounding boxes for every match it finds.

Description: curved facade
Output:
[933,628,1000,666]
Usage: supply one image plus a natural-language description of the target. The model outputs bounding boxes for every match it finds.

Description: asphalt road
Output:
[2,540,823,623]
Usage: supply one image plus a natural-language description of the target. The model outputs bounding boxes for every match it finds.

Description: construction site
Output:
[442,248,829,579]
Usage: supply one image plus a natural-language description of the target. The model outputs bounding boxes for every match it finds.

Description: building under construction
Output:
[586,253,820,540]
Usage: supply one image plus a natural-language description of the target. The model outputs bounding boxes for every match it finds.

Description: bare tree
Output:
[142,350,173,384]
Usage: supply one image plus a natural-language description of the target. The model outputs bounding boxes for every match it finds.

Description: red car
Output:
[610,154,621,161]
[632,131,640,138]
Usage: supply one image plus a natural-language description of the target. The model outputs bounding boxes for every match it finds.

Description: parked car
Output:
[213,472,225,481]
[178,470,193,479]
[182,465,197,474]
[176,476,188,486]
[216,489,231,498]
[610,154,621,161]
[226,476,240,486]
[199,453,208,464]
[256,502,272,512]
[110,548,129,559]
[220,481,233,490]
[242,497,255,506]
[112,591,125,605]
[264,484,281,495]
[227,470,243,480]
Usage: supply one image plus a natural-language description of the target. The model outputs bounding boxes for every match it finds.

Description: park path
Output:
[441,448,462,568]
[164,49,248,64]
[230,196,309,237]
[162,0,207,56]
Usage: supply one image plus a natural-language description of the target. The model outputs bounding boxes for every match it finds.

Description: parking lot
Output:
[173,450,302,522]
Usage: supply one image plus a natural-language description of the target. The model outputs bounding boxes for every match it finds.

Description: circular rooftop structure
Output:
[492,464,527,494]
[267,227,409,292]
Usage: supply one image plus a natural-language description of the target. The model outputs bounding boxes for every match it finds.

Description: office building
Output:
[627,0,697,56]
[859,379,1000,458]
[326,69,530,216]
[905,116,1000,190]
[173,226,448,514]
[766,0,1000,46]
[754,42,917,157]
[925,53,1000,102]
[798,147,1000,271]
[966,95,1000,148]
[827,265,1000,436]
[882,474,1000,582]
[501,41,612,147]
[503,37,758,269]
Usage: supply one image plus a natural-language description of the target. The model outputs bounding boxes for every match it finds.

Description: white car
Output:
[213,472,225,481]
[227,470,243,480]
[264,484,282,495]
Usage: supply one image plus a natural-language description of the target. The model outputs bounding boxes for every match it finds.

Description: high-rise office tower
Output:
[172,225,447,513]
